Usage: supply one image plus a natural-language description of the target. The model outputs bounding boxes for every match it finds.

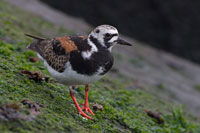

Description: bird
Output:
[25,25,132,120]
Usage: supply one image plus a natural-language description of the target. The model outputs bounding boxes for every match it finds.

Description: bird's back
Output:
[26,34,79,73]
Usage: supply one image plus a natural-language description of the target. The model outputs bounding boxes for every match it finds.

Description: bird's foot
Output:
[78,109,92,120]
[70,88,92,120]
[81,103,94,116]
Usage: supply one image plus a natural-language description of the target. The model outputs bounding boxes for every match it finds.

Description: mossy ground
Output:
[0,1,200,132]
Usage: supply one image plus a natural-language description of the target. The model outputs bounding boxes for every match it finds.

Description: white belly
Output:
[43,59,103,86]
[37,53,104,85]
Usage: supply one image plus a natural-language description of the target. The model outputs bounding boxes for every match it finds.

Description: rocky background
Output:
[40,0,200,64]
[1,0,200,132]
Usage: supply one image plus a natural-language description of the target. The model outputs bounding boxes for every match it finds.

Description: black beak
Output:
[116,38,132,46]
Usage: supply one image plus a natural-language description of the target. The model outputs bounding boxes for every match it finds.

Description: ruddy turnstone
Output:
[25,25,132,120]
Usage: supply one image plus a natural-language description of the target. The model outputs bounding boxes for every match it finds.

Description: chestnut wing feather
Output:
[27,35,79,73]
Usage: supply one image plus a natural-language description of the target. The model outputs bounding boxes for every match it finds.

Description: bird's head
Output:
[88,25,132,51]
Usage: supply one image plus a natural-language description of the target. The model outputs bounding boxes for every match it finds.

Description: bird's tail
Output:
[25,34,46,51]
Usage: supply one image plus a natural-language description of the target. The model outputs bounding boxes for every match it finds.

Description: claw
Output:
[79,110,92,120]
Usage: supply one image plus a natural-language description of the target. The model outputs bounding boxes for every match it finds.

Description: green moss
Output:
[0,42,14,56]
[0,0,200,132]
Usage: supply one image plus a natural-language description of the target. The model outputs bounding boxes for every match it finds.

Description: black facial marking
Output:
[96,29,100,33]
[105,33,112,38]
[104,33,118,41]
[112,34,118,37]
[103,33,118,48]
[89,35,102,49]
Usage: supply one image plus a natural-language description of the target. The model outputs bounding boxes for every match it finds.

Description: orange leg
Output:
[69,86,92,120]
[81,85,94,115]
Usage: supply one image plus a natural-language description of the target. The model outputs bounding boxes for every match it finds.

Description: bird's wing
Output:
[25,34,82,73]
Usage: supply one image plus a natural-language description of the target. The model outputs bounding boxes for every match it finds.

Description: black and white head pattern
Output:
[82,25,119,60]
[89,25,119,50]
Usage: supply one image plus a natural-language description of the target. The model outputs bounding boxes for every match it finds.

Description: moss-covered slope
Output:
[0,1,199,132]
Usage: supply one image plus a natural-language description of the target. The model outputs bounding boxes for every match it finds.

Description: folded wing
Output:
[25,34,78,73]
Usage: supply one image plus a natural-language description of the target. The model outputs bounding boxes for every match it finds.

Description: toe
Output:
[88,108,94,115]
[79,111,92,120]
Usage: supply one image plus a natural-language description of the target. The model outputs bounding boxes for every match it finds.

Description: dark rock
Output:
[92,103,103,111]
[20,70,49,82]
[144,109,164,124]
[29,57,38,62]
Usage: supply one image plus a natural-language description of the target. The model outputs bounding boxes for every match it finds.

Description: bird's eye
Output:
[96,30,100,33]
[105,33,112,38]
